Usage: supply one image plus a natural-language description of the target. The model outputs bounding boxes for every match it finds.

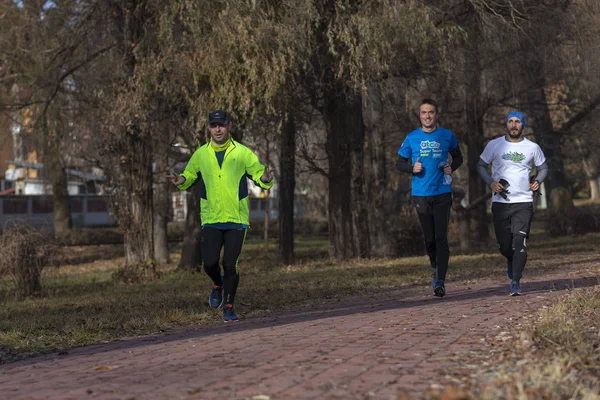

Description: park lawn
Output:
[0,231,599,364]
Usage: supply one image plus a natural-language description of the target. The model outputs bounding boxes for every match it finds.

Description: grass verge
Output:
[462,286,600,399]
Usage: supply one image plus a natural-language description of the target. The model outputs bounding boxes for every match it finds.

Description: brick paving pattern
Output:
[1,267,598,400]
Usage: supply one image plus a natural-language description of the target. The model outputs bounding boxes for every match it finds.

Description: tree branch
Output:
[39,43,118,117]
[557,95,600,134]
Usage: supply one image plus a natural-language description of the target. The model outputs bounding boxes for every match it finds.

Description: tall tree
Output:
[80,0,199,265]
[153,153,170,264]
[517,0,600,210]
[41,109,71,236]
[300,0,458,258]
[278,108,296,264]
[179,0,459,260]
[93,0,157,265]
[0,0,108,235]
[362,84,391,257]
[461,3,489,245]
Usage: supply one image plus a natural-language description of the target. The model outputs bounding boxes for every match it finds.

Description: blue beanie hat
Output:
[506,111,526,128]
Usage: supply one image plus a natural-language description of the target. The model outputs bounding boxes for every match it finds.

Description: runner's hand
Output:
[167,173,185,186]
[490,181,504,193]
[260,167,274,183]
[529,180,540,191]
[413,158,423,174]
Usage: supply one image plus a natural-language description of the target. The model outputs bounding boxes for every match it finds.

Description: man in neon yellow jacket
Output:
[169,110,274,322]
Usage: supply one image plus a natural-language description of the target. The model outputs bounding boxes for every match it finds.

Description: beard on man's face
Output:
[508,128,522,138]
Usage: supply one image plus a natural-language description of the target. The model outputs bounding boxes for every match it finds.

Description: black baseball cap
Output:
[208,110,230,125]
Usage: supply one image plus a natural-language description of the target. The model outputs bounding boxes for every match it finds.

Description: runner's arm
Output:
[396,155,413,173]
[477,158,494,186]
[534,161,548,183]
[449,146,463,172]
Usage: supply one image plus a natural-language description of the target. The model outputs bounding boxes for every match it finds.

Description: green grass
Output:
[1,231,599,364]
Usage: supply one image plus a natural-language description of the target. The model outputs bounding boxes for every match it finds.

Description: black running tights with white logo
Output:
[491,202,534,282]
[202,227,247,306]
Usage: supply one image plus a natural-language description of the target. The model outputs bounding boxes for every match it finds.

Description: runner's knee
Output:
[497,242,513,259]
[435,235,448,250]
[512,234,527,254]
[202,255,220,270]
[222,263,239,277]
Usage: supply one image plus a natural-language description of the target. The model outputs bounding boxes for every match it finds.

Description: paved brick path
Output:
[1,266,598,400]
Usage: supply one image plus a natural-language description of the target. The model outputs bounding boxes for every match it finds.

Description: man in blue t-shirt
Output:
[397,99,463,297]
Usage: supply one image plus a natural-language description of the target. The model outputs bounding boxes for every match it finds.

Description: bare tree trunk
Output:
[528,87,573,210]
[263,143,270,251]
[465,118,489,247]
[591,178,600,201]
[325,116,352,259]
[457,209,470,252]
[111,1,154,266]
[451,187,471,253]
[575,137,600,200]
[178,183,203,271]
[324,86,370,259]
[349,118,370,259]
[305,2,370,260]
[464,14,489,248]
[363,84,391,257]
[108,129,155,266]
[264,191,270,250]
[278,114,296,264]
[153,155,170,264]
[109,143,154,268]
[42,112,71,237]
[582,149,599,200]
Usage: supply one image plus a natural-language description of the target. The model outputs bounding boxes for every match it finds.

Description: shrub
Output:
[545,204,600,236]
[58,228,123,245]
[59,225,191,245]
[387,213,425,257]
[545,210,574,237]
[167,222,185,241]
[293,217,328,236]
[246,217,329,238]
[572,206,600,235]
[0,221,60,299]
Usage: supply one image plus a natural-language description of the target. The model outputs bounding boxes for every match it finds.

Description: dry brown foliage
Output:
[0,221,60,299]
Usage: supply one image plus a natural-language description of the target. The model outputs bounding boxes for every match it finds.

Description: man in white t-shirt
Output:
[477,111,548,296]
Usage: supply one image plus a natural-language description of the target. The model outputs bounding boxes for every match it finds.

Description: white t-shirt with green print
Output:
[480,137,546,204]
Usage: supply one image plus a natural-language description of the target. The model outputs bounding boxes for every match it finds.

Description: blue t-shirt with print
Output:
[398,127,459,197]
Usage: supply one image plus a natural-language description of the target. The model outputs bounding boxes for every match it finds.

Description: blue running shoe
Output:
[209,284,223,309]
[507,262,513,280]
[223,304,239,323]
[433,281,446,297]
[509,280,522,296]
[431,268,438,289]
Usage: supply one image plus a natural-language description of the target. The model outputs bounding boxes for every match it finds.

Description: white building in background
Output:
[3,160,106,195]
